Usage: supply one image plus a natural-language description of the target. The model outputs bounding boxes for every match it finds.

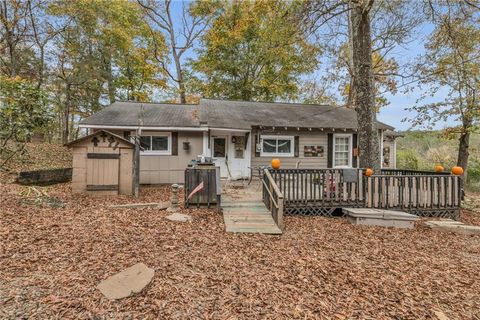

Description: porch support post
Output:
[133,133,140,198]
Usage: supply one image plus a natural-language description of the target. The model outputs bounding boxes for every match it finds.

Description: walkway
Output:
[222,180,282,235]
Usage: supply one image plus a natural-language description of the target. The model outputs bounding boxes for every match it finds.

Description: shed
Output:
[66,130,135,195]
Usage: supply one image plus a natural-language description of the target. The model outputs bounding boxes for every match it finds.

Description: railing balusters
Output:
[263,169,460,219]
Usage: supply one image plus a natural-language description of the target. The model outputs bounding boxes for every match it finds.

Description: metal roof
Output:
[79,99,394,131]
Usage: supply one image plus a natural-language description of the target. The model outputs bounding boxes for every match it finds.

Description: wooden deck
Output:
[222,200,282,234]
[269,168,462,219]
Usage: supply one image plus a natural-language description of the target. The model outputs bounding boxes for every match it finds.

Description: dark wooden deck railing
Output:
[262,169,284,230]
[268,168,461,219]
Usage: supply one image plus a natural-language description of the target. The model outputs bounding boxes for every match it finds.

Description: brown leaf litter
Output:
[1,182,480,319]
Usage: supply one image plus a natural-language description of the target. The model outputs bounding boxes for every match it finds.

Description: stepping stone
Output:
[425,219,480,235]
[97,263,154,300]
[343,208,419,229]
[165,212,192,222]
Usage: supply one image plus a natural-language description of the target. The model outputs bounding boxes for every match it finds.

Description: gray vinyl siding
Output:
[251,128,336,169]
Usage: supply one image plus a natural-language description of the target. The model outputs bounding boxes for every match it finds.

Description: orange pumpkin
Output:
[271,159,281,170]
[434,165,444,173]
[451,166,464,175]
[364,168,373,177]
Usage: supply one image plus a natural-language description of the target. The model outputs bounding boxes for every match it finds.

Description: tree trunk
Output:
[457,129,470,181]
[62,84,72,145]
[106,53,116,104]
[348,0,380,171]
[172,49,186,103]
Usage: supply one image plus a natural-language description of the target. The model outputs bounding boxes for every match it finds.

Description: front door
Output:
[212,136,229,178]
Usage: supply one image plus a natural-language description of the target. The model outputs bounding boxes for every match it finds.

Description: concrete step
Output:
[425,220,480,235]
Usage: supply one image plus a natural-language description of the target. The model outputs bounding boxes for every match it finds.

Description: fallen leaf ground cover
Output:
[1,182,480,319]
[1,143,72,175]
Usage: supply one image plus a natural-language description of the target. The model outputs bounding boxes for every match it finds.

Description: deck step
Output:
[222,200,282,235]
[223,207,270,214]
[222,201,266,208]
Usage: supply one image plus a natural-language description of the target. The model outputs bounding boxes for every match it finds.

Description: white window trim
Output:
[140,132,172,155]
[260,135,295,157]
[333,133,353,168]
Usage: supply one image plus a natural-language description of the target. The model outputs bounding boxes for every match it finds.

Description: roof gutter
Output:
[78,124,209,132]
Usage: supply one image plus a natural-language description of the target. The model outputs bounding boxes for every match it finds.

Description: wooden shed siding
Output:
[70,131,134,195]
[72,146,87,193]
[139,131,203,184]
[251,128,334,169]
[119,148,133,194]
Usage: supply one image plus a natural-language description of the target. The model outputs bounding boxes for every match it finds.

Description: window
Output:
[212,137,226,158]
[140,133,171,155]
[333,134,352,167]
[260,135,294,157]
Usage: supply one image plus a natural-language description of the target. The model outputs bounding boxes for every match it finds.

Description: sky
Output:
[168,1,457,132]
[376,23,455,131]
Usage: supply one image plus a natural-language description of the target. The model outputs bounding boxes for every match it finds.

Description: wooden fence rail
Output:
[268,168,461,219]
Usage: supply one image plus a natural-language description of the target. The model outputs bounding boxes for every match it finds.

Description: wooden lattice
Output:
[285,206,335,216]
[284,205,459,220]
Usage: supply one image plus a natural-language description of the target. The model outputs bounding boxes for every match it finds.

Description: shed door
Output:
[86,149,120,191]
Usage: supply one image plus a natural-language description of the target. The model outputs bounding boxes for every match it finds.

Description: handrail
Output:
[262,178,279,208]
[262,169,284,230]
[380,169,447,175]
[371,174,452,177]
[263,169,284,207]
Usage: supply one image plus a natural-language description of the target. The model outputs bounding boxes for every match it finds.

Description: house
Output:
[79,98,398,184]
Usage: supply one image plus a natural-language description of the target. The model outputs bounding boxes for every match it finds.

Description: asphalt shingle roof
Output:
[80,101,201,127]
[200,99,393,130]
[80,99,394,131]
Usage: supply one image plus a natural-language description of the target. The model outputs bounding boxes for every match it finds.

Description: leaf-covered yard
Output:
[1,182,480,319]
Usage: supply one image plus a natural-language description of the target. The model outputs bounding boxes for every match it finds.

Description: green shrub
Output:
[397,149,419,170]
[467,159,480,192]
